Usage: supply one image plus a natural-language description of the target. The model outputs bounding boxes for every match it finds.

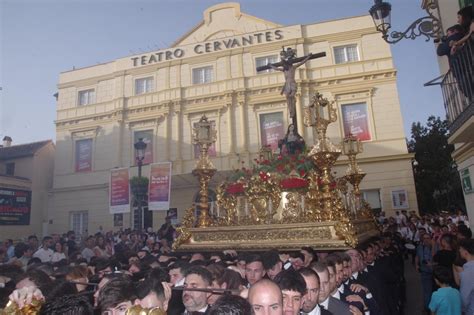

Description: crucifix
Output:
[256,47,326,131]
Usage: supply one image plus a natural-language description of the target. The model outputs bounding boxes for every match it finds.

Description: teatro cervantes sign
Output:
[131,29,284,67]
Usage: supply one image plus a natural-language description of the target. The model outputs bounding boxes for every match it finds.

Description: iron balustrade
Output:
[440,38,474,134]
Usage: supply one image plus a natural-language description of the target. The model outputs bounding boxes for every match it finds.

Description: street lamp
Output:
[134,138,147,231]
[369,0,441,44]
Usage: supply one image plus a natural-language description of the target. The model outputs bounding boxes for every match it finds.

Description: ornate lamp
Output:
[192,115,217,227]
[259,145,273,161]
[369,0,441,44]
[134,138,147,166]
[342,134,363,174]
[342,134,366,217]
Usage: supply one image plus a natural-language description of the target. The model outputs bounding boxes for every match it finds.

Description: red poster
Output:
[75,139,92,172]
[148,162,172,211]
[109,168,130,214]
[260,112,284,151]
[134,130,153,165]
[341,103,371,141]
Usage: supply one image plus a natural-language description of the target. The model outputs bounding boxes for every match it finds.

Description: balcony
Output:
[440,38,474,143]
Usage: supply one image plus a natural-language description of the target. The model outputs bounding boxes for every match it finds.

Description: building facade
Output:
[0,138,55,240]
[429,0,473,226]
[50,2,417,235]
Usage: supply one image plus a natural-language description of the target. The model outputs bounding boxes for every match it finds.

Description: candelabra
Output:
[192,115,217,227]
[304,93,341,219]
[342,134,366,216]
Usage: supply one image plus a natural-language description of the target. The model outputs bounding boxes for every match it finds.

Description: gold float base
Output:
[175,219,379,252]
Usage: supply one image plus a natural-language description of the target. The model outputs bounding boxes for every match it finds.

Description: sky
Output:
[0,0,446,145]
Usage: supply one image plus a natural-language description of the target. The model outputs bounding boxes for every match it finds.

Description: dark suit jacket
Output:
[327,296,351,315]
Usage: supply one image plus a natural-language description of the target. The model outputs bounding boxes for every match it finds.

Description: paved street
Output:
[404,258,424,315]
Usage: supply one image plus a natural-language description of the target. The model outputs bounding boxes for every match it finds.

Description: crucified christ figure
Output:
[269,47,312,121]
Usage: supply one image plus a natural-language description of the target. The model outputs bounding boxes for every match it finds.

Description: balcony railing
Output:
[440,38,473,134]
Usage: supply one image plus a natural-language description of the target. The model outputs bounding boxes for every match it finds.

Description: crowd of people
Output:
[0,209,472,315]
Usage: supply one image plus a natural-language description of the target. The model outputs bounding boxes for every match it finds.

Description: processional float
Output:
[173,48,379,252]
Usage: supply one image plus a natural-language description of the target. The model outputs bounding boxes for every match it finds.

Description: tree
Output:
[408,116,465,214]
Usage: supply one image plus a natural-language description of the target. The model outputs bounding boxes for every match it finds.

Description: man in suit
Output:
[274,269,307,315]
[299,267,333,315]
[311,261,351,315]
[248,279,283,315]
[182,266,212,314]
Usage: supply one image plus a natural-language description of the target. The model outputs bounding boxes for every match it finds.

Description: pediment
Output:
[171,2,282,47]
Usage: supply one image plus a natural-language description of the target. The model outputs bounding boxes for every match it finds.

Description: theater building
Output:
[50,2,417,235]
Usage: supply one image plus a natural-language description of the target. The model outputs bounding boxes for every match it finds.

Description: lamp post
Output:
[192,115,217,227]
[369,0,441,44]
[134,138,147,231]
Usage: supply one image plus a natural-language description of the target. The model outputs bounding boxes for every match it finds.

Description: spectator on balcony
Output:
[437,25,464,60]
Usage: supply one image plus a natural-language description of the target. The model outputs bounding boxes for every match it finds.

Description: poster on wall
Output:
[260,112,285,151]
[75,139,93,172]
[167,208,178,225]
[134,130,154,165]
[0,189,31,225]
[341,103,371,141]
[113,214,123,227]
[193,121,217,158]
[148,162,172,210]
[461,168,472,194]
[109,168,130,214]
[391,189,409,209]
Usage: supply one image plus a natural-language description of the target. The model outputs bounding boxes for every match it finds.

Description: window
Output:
[75,139,93,172]
[5,163,15,176]
[78,89,95,106]
[341,103,371,141]
[70,211,88,237]
[192,66,213,84]
[362,189,381,212]
[135,77,154,95]
[334,44,359,64]
[259,112,285,152]
[256,55,278,73]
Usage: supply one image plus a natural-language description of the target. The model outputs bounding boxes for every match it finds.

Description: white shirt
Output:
[51,252,66,263]
[81,247,95,262]
[332,290,341,300]
[33,247,54,263]
[305,304,322,315]
[320,298,330,311]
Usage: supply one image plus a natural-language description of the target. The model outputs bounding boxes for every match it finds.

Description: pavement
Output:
[404,258,424,315]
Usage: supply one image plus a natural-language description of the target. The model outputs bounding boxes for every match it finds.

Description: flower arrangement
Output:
[226,148,315,194]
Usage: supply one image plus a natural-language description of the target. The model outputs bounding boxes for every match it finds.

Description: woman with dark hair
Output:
[51,242,66,263]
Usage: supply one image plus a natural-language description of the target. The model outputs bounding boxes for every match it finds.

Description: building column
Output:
[295,92,305,138]
[238,100,248,153]
[227,102,235,155]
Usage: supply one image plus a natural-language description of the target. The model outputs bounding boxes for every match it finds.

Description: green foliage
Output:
[408,116,464,213]
[130,176,149,196]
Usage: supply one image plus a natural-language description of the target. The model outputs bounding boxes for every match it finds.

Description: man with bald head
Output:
[248,279,283,315]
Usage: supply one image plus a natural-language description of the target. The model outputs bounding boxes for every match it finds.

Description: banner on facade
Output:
[341,103,371,141]
[75,139,93,172]
[260,112,285,151]
[134,130,154,165]
[0,189,31,225]
[148,162,172,210]
[109,168,130,214]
